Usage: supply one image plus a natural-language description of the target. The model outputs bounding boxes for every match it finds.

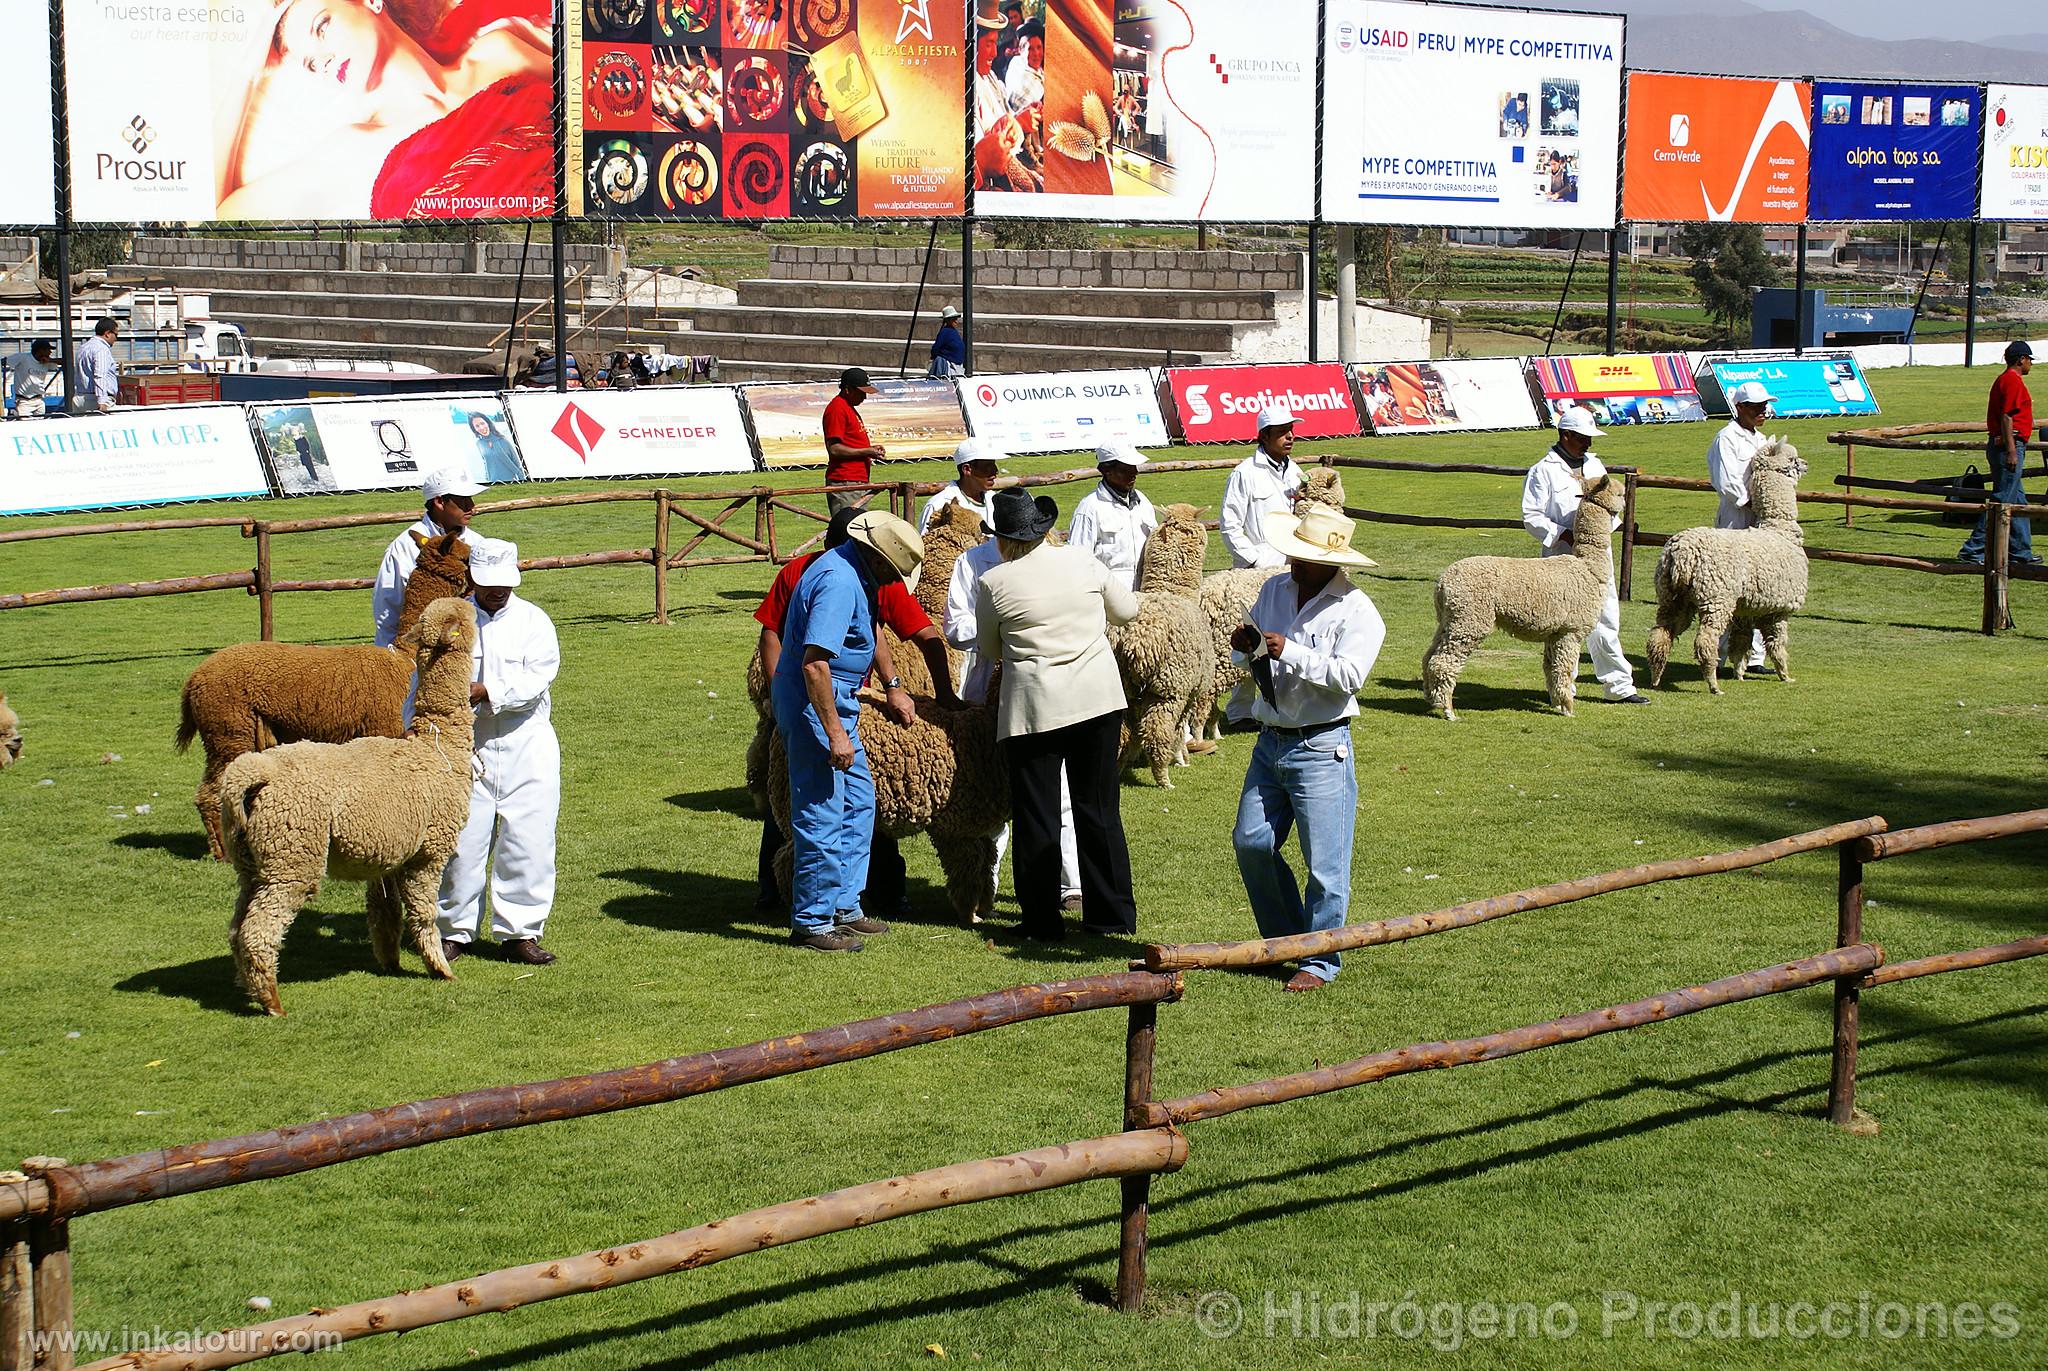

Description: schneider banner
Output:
[1701,356,1877,419]
[2,9,57,225]
[1531,354,1706,426]
[1164,364,1362,444]
[506,388,755,478]
[255,395,525,497]
[63,0,555,222]
[1981,85,2048,220]
[1320,0,1622,229]
[572,0,966,219]
[0,406,269,515]
[1357,359,1542,434]
[744,379,968,469]
[975,0,1317,223]
[1810,82,1978,221]
[960,369,1166,454]
[1623,73,1811,222]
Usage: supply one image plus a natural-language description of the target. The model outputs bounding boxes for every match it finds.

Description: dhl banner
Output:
[1622,73,1810,223]
[1530,354,1707,426]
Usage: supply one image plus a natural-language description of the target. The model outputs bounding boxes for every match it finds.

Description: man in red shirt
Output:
[824,368,887,516]
[1961,341,2037,565]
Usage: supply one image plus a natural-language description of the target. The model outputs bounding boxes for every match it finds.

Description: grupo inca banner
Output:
[960,368,1166,454]
[1356,359,1542,434]
[1622,73,1811,223]
[570,0,966,219]
[1530,353,1706,426]
[1981,85,2048,221]
[1810,82,1978,222]
[62,0,556,222]
[0,406,269,515]
[254,394,524,496]
[506,387,755,478]
[743,378,968,469]
[974,0,1317,223]
[1,8,57,225]
[1164,363,1362,444]
[1320,0,1622,229]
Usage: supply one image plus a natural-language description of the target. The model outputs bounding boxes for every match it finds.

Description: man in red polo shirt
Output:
[1960,340,2037,566]
[824,367,888,516]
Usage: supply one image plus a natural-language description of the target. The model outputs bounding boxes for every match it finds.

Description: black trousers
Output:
[758,815,903,916]
[1004,709,1135,936]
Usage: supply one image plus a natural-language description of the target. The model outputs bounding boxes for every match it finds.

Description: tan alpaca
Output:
[0,694,19,771]
[1111,503,1214,786]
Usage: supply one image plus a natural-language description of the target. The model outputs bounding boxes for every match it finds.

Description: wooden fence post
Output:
[1842,443,1854,528]
[652,491,671,626]
[897,481,916,522]
[253,524,274,642]
[1982,503,2011,634]
[19,1160,68,1371]
[1827,852,1872,1134]
[763,493,779,564]
[2,1218,31,1371]
[1618,471,1639,602]
[1115,1001,1158,1314]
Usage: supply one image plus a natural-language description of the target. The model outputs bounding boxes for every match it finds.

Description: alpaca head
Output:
[1137,504,1209,594]
[1752,437,1808,483]
[916,501,992,616]
[410,599,479,719]
[1296,467,1347,513]
[0,694,18,770]
[394,532,473,650]
[1578,472,1626,517]
[1749,438,1807,528]
[1570,474,1624,547]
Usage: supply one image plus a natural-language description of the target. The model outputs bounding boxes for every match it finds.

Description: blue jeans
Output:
[774,683,874,937]
[1960,441,2036,563]
[1233,725,1358,983]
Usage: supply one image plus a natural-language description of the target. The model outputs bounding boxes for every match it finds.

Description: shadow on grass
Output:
[1361,676,1552,717]
[665,787,757,817]
[601,867,786,948]
[113,829,213,862]
[113,914,385,1016]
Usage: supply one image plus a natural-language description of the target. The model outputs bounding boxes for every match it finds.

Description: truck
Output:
[0,288,255,374]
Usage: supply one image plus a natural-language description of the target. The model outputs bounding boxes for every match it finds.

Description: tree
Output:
[1675,224,1780,344]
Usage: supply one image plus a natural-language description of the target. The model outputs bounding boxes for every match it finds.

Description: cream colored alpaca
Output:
[219,600,478,1017]
[1113,504,1215,786]
[0,694,19,770]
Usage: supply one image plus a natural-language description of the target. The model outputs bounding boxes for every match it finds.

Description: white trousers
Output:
[1712,506,1767,665]
[1586,579,1637,698]
[437,729,561,943]
[992,766,1081,897]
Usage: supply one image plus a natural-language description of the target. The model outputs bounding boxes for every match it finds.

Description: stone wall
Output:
[131,237,620,277]
[769,245,1304,292]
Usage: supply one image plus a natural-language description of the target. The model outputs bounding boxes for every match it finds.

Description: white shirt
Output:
[974,70,1010,140]
[75,336,119,410]
[1230,570,1385,728]
[920,482,995,535]
[373,515,471,647]
[1066,482,1158,590]
[470,593,559,753]
[1004,56,1044,113]
[943,539,1004,704]
[1221,451,1306,569]
[1708,421,1771,529]
[1522,448,1610,556]
[5,353,62,413]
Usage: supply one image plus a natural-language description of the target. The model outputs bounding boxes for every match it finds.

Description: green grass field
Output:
[2,366,2044,1369]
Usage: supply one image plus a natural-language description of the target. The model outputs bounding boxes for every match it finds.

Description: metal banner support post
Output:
[1966,223,1979,368]
[1604,227,1620,355]
[960,217,975,375]
[549,0,569,393]
[49,0,75,404]
[1306,221,1321,361]
[1793,226,1808,356]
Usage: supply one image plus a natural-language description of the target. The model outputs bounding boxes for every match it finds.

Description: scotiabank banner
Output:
[960,369,1166,455]
[1622,73,1811,223]
[1,406,269,515]
[506,388,755,479]
[1164,364,1363,444]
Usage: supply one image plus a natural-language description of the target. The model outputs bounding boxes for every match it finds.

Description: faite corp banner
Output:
[1356,358,1542,434]
[1809,82,1978,222]
[743,378,968,469]
[974,0,1317,223]
[253,394,525,496]
[506,387,755,478]
[571,0,966,220]
[1981,85,2048,220]
[1701,356,1878,419]
[1164,364,1362,444]
[62,0,555,223]
[1320,0,1622,229]
[1622,73,1811,223]
[960,369,1166,454]
[2,9,57,225]
[1530,354,1706,426]
[0,406,269,515]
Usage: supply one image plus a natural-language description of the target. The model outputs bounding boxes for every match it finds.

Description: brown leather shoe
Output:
[440,939,469,962]
[793,929,864,952]
[1283,970,1327,993]
[501,938,557,966]
[1184,739,1219,756]
[839,917,891,935]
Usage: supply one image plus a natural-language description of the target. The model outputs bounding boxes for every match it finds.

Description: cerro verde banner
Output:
[743,378,968,469]
[1809,82,1977,222]
[0,405,269,515]
[253,395,523,496]
[506,388,755,478]
[2,9,57,225]
[1622,73,1811,223]
[1164,364,1362,444]
[1320,0,1622,229]
[1981,84,2048,221]
[1531,354,1706,425]
[1701,356,1878,419]
[959,369,1166,454]
[1356,358,1542,434]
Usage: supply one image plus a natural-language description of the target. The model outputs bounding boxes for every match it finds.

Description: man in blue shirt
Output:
[771,510,926,951]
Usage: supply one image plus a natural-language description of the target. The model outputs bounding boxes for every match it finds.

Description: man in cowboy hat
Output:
[1525,406,1647,704]
[1066,440,1159,592]
[929,304,967,379]
[1228,505,1385,992]
[922,436,1002,533]
[1706,380,1777,668]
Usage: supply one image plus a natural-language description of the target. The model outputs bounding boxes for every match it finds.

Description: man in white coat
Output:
[438,537,562,965]
[374,467,485,647]
[1066,441,1158,591]
[921,437,1002,533]
[1220,406,1306,570]
[1706,379,1774,669]
[1521,406,1648,705]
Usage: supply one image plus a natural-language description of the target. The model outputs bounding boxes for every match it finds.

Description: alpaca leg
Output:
[933,833,997,925]
[233,879,315,1017]
[1423,625,1482,721]
[1139,700,1181,788]
[1729,616,1757,681]
[395,860,455,979]
[196,755,231,862]
[365,877,404,973]
[1694,604,1734,696]
[1646,600,1693,689]
[1762,616,1795,683]
[1544,634,1583,716]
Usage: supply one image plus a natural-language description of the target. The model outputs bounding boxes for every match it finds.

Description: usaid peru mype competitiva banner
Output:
[1809,82,1978,221]
[1981,85,2048,220]
[960,370,1166,455]
[1,6,57,225]
[1623,73,1811,222]
[1320,0,1622,229]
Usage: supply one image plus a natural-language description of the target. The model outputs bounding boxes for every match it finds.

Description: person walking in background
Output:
[73,317,120,413]
[1525,407,1648,705]
[1707,380,1777,667]
[929,306,967,379]
[5,341,63,418]
[824,367,888,516]
[1961,341,2038,567]
[921,437,1001,533]
[1066,441,1158,591]
[374,467,485,648]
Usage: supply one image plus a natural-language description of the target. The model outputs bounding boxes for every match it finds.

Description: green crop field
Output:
[2,367,2043,1369]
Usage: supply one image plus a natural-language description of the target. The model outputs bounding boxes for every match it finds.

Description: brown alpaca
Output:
[176,532,472,861]
[220,599,479,1017]
[0,693,20,770]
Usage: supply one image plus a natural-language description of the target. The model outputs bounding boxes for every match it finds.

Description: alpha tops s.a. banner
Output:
[974,0,1316,223]
[506,387,755,478]
[64,0,556,222]
[960,369,1166,454]
[0,406,269,515]
[255,394,524,496]
[1810,82,1977,222]
[1531,354,1706,425]
[1356,359,1542,434]
[1165,364,1362,444]
[2,7,57,225]
[1320,0,1622,229]
[744,378,968,468]
[1622,73,1811,223]
[1981,84,2048,221]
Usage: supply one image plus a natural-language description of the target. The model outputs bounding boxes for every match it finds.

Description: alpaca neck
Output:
[1572,512,1615,570]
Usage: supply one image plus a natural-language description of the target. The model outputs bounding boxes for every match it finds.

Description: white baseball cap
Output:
[1555,406,1605,438]
[422,466,486,502]
[952,436,1004,468]
[469,536,521,587]
[1094,440,1149,468]
[1729,380,1776,406]
[1256,405,1296,432]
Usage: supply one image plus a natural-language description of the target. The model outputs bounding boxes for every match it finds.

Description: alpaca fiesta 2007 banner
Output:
[253,394,525,496]
[1356,359,1543,434]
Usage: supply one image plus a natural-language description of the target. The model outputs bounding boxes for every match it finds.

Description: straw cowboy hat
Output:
[1260,506,1377,568]
[845,510,924,579]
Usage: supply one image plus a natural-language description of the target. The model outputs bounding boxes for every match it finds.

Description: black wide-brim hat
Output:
[992,488,1058,541]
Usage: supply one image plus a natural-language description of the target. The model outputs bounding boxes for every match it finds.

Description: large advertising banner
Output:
[1356,359,1542,434]
[506,387,755,478]
[1622,73,1811,223]
[0,407,269,515]
[1810,82,1978,221]
[2,10,57,225]
[254,395,524,496]
[744,379,968,469]
[570,0,966,220]
[960,369,1166,454]
[1164,364,1362,444]
[1981,84,2048,220]
[1531,354,1706,426]
[1701,356,1878,419]
[1320,0,1622,229]
[974,1,1317,222]
[62,0,555,222]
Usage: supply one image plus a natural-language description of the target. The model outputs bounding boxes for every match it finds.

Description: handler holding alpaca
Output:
[1522,407,1649,706]
[1707,381,1776,668]
[375,467,485,648]
[1220,407,1308,730]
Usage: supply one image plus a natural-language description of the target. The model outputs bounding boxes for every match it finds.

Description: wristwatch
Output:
[883,676,903,689]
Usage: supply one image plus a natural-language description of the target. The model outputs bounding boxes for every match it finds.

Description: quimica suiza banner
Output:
[1622,73,1811,223]
[253,395,524,496]
[1809,81,1978,221]
[1356,359,1542,434]
[1320,0,1623,229]
[1981,84,2048,221]
[959,369,1166,455]
[0,406,269,515]
[506,387,755,478]
[2,9,57,225]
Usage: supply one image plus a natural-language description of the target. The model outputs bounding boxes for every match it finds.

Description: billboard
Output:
[62,0,555,222]
[1164,364,1362,444]
[0,406,269,515]
[1356,359,1542,434]
[744,378,968,469]
[974,0,1317,222]
[1320,0,1622,228]
[1809,82,1978,221]
[254,395,523,496]
[1530,354,1706,426]
[1622,73,1811,223]
[506,387,756,478]
[1981,84,2048,220]
[570,0,966,219]
[1701,356,1878,419]
[2,10,56,225]
[959,369,1166,454]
